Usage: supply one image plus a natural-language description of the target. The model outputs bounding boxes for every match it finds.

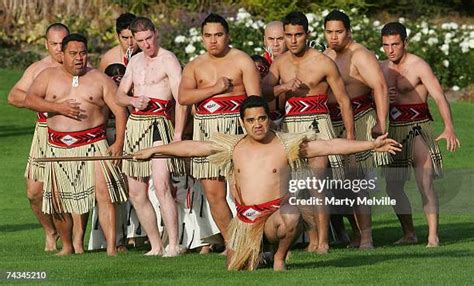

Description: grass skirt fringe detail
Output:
[24,122,47,182]
[122,114,185,179]
[384,119,443,180]
[43,139,128,215]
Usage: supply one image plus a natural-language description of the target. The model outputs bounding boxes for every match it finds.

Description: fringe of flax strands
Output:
[282,113,344,179]
[42,140,127,215]
[24,121,48,181]
[122,114,185,178]
[332,109,392,174]
[192,112,242,179]
[385,119,443,180]
[208,131,314,270]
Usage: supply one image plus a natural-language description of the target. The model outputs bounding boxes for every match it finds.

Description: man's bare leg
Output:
[151,150,179,256]
[128,177,164,255]
[200,179,232,242]
[95,161,117,256]
[354,190,373,249]
[308,156,330,254]
[305,229,319,252]
[72,213,88,254]
[413,137,439,247]
[52,213,74,256]
[26,178,57,251]
[386,171,418,244]
[265,205,301,271]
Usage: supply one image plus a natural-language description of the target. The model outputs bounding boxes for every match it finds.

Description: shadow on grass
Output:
[0,125,35,137]
[0,223,41,233]
[290,249,474,269]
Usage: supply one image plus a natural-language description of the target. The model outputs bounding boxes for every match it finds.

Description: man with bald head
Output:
[262,21,287,128]
[8,23,69,252]
[263,21,287,64]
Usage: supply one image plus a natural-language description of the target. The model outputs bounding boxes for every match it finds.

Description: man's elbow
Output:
[177,94,192,105]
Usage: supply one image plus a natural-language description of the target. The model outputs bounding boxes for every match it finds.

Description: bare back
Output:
[232,133,290,205]
[381,53,429,105]
[325,42,373,103]
[42,67,112,131]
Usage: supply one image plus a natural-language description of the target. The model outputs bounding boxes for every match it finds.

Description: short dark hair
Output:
[201,13,229,34]
[104,63,126,77]
[324,10,351,30]
[116,13,136,34]
[282,11,308,33]
[381,22,407,42]
[61,33,87,51]
[45,23,69,37]
[240,96,270,119]
[130,17,155,35]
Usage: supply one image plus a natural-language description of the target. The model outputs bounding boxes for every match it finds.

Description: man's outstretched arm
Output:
[133,140,219,160]
[301,133,401,158]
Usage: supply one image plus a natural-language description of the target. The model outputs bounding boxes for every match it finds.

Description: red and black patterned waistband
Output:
[196,95,246,115]
[389,103,433,123]
[328,94,374,122]
[285,95,328,117]
[48,125,106,148]
[131,98,172,119]
[37,112,48,123]
[236,196,284,224]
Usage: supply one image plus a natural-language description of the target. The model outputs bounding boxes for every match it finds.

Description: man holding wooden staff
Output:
[24,33,128,256]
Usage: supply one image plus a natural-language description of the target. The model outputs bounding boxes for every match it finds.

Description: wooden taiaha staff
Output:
[34,154,183,162]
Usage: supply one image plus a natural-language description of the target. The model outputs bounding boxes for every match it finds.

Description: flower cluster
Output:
[168,8,473,89]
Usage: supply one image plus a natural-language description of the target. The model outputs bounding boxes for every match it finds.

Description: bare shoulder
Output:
[127,51,144,67]
[183,53,206,72]
[87,67,111,81]
[351,43,375,60]
[407,53,430,71]
[314,49,335,65]
[323,48,336,58]
[158,48,181,64]
[229,48,253,64]
[100,46,120,65]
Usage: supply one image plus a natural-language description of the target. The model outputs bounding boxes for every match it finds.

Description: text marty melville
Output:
[289,196,396,207]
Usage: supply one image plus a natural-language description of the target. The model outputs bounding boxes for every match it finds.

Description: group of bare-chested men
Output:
[9,9,459,271]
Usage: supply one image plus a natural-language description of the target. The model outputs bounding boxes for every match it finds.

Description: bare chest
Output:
[280,62,326,90]
[386,68,421,94]
[233,144,288,177]
[45,78,104,106]
[132,61,168,87]
[195,60,243,88]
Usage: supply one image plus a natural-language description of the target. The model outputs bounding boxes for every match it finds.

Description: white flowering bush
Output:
[169,8,474,89]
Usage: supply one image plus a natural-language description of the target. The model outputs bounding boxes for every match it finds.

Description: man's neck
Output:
[290,46,309,61]
[208,46,231,60]
[391,52,408,67]
[245,131,275,146]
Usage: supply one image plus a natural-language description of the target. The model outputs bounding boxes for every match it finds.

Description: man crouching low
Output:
[133,96,401,270]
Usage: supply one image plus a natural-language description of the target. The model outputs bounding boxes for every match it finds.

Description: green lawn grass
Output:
[1,68,473,285]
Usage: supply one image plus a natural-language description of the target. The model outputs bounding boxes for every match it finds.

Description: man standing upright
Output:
[178,13,261,246]
[380,22,460,247]
[263,20,287,127]
[323,9,390,249]
[8,23,69,252]
[116,17,188,256]
[263,21,287,64]
[263,11,354,253]
[24,33,128,256]
[99,13,139,71]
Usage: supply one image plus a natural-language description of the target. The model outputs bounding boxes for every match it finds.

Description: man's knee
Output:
[128,188,148,205]
[26,183,43,202]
